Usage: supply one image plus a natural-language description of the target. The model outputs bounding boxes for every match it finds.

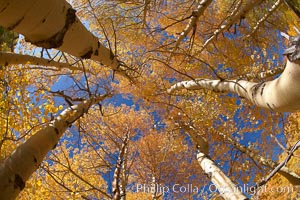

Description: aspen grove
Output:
[1,0,300,199]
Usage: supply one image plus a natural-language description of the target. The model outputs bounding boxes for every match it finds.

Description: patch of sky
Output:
[151,110,166,130]
[159,30,176,44]
[49,75,79,110]
[215,149,259,197]
[231,131,243,142]
[102,169,114,195]
[253,119,262,128]
[51,75,74,91]
[154,25,163,33]
[107,93,135,107]
[13,34,24,54]
[213,153,231,174]
[213,114,229,127]
[216,63,234,75]
[105,151,120,194]
[65,131,81,158]
[233,106,252,129]
[224,27,243,39]
[240,130,262,147]
[131,128,144,141]
[183,132,194,147]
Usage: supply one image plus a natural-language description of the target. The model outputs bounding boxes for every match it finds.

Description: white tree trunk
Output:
[240,65,285,80]
[181,125,247,199]
[200,0,263,52]
[173,0,212,49]
[150,176,162,200]
[112,131,130,200]
[0,94,110,199]
[0,52,85,72]
[246,0,283,37]
[0,0,131,79]
[180,124,209,155]
[197,150,248,200]
[168,59,300,112]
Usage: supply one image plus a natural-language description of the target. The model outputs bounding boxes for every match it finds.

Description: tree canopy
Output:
[1,0,300,199]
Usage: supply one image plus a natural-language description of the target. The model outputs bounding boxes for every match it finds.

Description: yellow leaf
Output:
[52,107,58,113]
[37,180,42,186]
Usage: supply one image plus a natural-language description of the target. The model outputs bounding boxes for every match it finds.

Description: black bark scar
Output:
[252,82,262,100]
[266,103,273,111]
[80,48,93,59]
[206,172,212,179]
[260,83,266,96]
[8,17,24,30]
[14,174,25,190]
[0,2,9,13]
[110,50,115,60]
[54,127,59,135]
[27,8,76,49]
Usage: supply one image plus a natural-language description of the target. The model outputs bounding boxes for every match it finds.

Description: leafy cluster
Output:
[1,0,300,199]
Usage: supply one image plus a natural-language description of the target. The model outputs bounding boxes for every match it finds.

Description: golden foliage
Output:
[1,0,300,199]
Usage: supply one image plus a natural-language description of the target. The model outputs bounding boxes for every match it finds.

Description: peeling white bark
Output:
[0,0,131,79]
[0,94,110,199]
[197,151,248,200]
[168,59,300,112]
[0,52,85,71]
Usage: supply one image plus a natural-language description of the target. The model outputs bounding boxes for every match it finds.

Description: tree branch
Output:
[255,140,300,188]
